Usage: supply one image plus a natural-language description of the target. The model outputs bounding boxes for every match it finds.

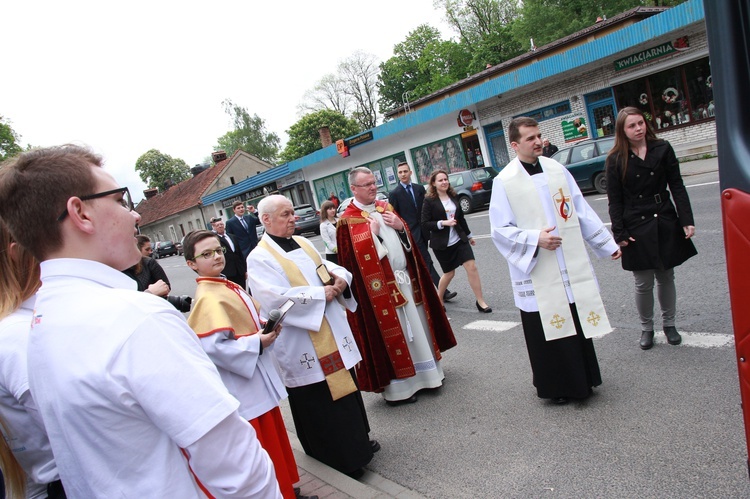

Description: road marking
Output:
[462,322,732,348]
[463,320,520,331]
[651,331,734,348]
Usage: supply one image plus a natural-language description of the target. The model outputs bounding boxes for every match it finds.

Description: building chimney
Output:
[211,150,228,163]
[318,126,333,148]
[143,188,158,199]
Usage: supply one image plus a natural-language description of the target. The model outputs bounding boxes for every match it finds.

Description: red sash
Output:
[340,209,416,378]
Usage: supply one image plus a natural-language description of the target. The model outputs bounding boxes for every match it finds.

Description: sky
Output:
[1,0,450,201]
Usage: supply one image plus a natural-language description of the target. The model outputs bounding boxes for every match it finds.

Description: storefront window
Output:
[684,59,714,121]
[613,57,713,130]
[410,135,467,184]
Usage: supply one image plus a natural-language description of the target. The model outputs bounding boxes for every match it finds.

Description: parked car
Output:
[174,240,183,256]
[153,240,178,259]
[549,136,615,194]
[336,192,389,216]
[293,204,321,235]
[448,167,498,214]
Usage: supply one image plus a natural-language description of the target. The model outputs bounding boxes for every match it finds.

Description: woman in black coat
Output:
[421,170,492,312]
[605,107,697,350]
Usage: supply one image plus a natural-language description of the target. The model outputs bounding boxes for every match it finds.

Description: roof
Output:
[136,156,230,226]
[385,6,668,118]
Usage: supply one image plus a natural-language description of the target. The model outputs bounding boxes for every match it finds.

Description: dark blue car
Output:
[550,137,615,194]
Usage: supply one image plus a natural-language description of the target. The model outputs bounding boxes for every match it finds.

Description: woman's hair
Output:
[1,417,26,499]
[0,217,41,320]
[607,106,658,181]
[425,169,456,199]
[136,234,150,250]
[320,201,336,222]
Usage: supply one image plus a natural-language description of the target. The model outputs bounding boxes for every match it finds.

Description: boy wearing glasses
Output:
[185,230,306,499]
[0,145,279,498]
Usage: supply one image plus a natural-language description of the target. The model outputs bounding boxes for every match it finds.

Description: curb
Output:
[288,430,428,499]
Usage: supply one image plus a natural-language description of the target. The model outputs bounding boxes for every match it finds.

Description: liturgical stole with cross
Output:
[500,161,612,341]
[257,237,358,400]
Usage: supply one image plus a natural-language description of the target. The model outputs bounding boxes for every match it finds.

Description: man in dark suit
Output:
[388,162,457,302]
[542,138,559,157]
[210,217,247,288]
[225,201,259,259]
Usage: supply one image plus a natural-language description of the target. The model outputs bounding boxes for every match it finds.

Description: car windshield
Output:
[295,207,315,216]
[470,169,491,181]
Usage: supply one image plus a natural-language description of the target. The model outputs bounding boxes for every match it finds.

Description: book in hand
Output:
[262,299,295,334]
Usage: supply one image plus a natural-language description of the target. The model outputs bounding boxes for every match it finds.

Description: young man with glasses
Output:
[0,145,279,498]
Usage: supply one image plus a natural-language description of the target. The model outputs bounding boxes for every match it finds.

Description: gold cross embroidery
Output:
[550,314,566,329]
[587,311,601,327]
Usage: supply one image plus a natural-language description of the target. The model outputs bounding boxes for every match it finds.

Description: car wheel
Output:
[593,171,607,194]
[458,195,472,214]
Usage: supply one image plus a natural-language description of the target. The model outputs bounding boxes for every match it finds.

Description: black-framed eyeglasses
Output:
[57,187,134,222]
[192,247,226,261]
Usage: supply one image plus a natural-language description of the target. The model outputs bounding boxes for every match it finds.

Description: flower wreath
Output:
[662,87,679,104]
[639,93,648,105]
[706,75,712,88]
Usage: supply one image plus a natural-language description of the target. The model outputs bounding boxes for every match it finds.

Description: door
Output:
[484,121,509,170]
[585,89,617,138]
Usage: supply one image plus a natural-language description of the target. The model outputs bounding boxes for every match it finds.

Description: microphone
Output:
[263,309,282,334]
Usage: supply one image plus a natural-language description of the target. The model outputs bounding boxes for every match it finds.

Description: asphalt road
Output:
[159,168,749,497]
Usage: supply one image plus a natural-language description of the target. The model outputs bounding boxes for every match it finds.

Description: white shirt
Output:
[29,259,280,498]
[320,219,337,255]
[0,295,58,499]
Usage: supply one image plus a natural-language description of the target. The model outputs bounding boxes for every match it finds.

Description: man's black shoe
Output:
[552,397,569,405]
[385,394,418,406]
[443,290,457,302]
[370,439,381,453]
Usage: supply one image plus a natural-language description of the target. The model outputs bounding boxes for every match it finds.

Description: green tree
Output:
[513,0,664,48]
[436,0,523,71]
[134,149,191,190]
[377,25,472,115]
[216,99,280,164]
[279,110,361,163]
[0,115,23,162]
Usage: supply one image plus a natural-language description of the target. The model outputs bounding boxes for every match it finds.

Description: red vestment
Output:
[336,199,456,393]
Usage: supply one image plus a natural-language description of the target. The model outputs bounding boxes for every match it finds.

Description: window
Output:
[449,174,464,188]
[516,101,572,122]
[570,144,595,163]
[552,148,571,165]
[411,135,467,184]
[613,57,713,130]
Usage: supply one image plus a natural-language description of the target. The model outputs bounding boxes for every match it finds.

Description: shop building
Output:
[203,0,711,212]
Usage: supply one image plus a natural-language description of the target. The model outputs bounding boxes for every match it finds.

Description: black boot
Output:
[664,326,682,345]
[639,330,654,350]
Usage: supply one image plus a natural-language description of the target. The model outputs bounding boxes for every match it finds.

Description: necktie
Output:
[240,217,248,231]
[406,184,416,207]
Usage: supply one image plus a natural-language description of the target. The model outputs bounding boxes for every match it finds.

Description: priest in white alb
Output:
[247,195,377,479]
[489,117,621,405]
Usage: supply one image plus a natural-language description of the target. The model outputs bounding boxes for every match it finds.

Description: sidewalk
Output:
[288,430,427,499]
[679,155,718,176]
